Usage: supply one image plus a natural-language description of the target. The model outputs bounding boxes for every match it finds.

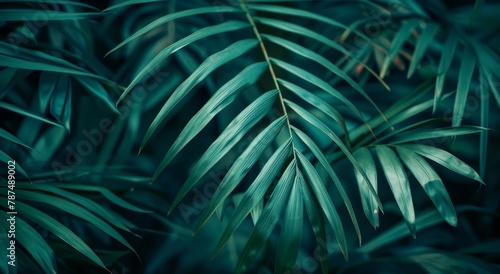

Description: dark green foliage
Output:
[1,0,499,273]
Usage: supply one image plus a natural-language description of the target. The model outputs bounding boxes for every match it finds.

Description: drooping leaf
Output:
[390,126,485,144]
[479,68,489,178]
[397,146,457,226]
[54,184,151,213]
[0,215,57,274]
[380,19,420,78]
[285,100,383,210]
[167,90,279,209]
[376,145,416,237]
[0,101,62,128]
[353,147,379,229]
[194,116,286,233]
[234,160,296,274]
[16,190,137,256]
[408,23,439,78]
[19,184,133,233]
[279,79,349,142]
[402,144,484,184]
[296,150,348,260]
[104,6,242,51]
[263,34,384,117]
[140,54,264,153]
[301,179,329,274]
[116,20,251,105]
[0,42,111,83]
[292,126,361,243]
[74,77,120,114]
[452,46,476,126]
[434,32,458,112]
[212,139,292,258]
[273,59,367,124]
[0,128,32,150]
[12,200,107,270]
[275,171,304,273]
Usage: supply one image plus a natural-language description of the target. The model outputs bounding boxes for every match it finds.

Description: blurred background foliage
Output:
[0,0,499,273]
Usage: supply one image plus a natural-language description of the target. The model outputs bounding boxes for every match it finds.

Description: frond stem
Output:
[240,0,297,153]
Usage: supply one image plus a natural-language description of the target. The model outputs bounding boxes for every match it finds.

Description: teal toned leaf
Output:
[359,208,444,253]
[279,79,349,141]
[234,160,296,274]
[302,179,329,274]
[0,9,102,21]
[285,100,383,210]
[273,59,367,124]
[470,0,485,26]
[212,139,292,258]
[263,34,384,117]
[397,146,457,226]
[74,77,120,114]
[194,116,286,233]
[452,46,476,126]
[102,0,165,11]
[13,200,107,270]
[54,184,151,213]
[254,17,388,90]
[0,101,62,128]
[105,6,242,51]
[0,42,110,83]
[408,23,439,78]
[275,171,304,273]
[390,126,485,144]
[0,128,32,150]
[402,144,484,184]
[479,69,489,178]
[296,150,348,259]
[140,50,263,152]
[380,19,420,78]
[0,215,57,274]
[167,90,279,209]
[292,126,361,243]
[376,145,416,237]
[434,33,458,112]
[0,0,100,10]
[38,72,60,113]
[0,150,30,178]
[116,21,251,105]
[16,190,137,256]
[19,184,133,233]
[353,147,379,229]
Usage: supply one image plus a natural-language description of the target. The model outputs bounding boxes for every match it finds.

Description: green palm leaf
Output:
[376,145,416,237]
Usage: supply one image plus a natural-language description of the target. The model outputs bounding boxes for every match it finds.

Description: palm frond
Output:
[104,1,493,272]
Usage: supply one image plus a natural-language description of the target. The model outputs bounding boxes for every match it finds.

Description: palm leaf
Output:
[115,21,251,105]
[167,90,279,210]
[11,200,107,270]
[234,160,296,274]
[452,46,477,126]
[353,147,379,229]
[376,145,416,237]
[275,171,304,273]
[396,146,457,226]
[212,139,292,258]
[194,116,286,232]
[296,150,348,259]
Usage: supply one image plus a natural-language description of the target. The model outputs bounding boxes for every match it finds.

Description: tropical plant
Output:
[1,0,499,273]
